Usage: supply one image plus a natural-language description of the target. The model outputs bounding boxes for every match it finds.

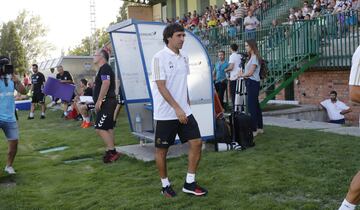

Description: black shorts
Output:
[32,92,45,104]
[94,98,117,130]
[154,114,201,148]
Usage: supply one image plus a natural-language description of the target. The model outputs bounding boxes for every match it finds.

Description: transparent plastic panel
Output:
[111,32,150,100]
[137,24,212,103]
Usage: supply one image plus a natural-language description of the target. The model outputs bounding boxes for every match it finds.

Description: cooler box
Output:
[15,100,31,110]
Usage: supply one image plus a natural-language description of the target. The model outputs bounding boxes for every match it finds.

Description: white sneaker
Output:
[4,166,16,174]
[253,131,258,137]
[257,129,264,134]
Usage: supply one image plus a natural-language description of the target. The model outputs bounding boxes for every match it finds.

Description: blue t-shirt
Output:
[0,77,15,122]
[214,60,229,83]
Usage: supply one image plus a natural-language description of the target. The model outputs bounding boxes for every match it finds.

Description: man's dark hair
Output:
[80,78,88,86]
[230,43,238,52]
[330,90,337,96]
[218,50,225,55]
[100,49,109,62]
[163,23,185,45]
[32,64,38,69]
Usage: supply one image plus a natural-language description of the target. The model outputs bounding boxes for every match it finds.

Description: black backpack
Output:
[233,112,255,149]
[215,117,232,144]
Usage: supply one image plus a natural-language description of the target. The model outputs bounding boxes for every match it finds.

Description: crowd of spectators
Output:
[288,0,360,23]
[165,0,270,32]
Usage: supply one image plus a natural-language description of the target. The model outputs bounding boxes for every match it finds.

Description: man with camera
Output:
[0,56,26,174]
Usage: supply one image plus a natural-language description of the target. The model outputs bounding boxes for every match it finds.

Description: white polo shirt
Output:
[349,45,360,86]
[320,99,349,120]
[244,16,260,30]
[228,52,242,81]
[151,46,192,120]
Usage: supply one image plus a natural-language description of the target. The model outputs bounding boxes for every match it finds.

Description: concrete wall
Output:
[166,0,176,19]
[153,3,162,22]
[187,0,199,14]
[127,6,153,21]
[210,0,223,7]
[176,0,187,17]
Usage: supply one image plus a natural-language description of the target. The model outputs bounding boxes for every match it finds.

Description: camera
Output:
[0,65,14,76]
[0,56,14,76]
[238,52,248,70]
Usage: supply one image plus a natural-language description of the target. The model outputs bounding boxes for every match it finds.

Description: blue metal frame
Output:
[108,19,215,140]
[126,98,151,104]
[134,24,153,103]
[112,31,137,34]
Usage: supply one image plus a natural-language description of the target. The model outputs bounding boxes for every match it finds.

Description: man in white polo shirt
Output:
[338,45,360,210]
[320,90,352,124]
[151,23,207,198]
[225,43,242,109]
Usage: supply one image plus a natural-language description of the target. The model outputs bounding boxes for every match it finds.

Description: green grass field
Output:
[0,108,359,210]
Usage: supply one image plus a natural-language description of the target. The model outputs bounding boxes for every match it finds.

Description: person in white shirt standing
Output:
[320,90,352,124]
[244,10,260,40]
[338,45,360,210]
[225,43,243,109]
[151,23,208,198]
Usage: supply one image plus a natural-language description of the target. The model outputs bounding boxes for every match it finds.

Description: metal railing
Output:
[195,9,359,107]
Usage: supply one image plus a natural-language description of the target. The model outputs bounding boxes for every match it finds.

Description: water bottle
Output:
[135,113,144,145]
[217,143,232,152]
[135,113,142,132]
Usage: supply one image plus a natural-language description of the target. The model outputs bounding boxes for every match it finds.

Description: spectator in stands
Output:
[302,1,313,16]
[236,1,248,28]
[208,14,218,27]
[224,43,242,109]
[238,39,264,136]
[213,50,229,108]
[189,11,199,26]
[244,10,260,40]
[56,65,74,118]
[268,19,283,47]
[320,90,352,124]
[76,79,94,128]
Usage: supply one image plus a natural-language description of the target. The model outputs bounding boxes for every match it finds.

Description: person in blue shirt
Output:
[0,56,26,174]
[213,50,229,108]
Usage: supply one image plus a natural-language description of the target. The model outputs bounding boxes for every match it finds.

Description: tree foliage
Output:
[67,28,109,56]
[0,21,27,74]
[14,10,54,64]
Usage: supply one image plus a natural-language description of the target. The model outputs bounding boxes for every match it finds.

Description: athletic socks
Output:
[64,111,68,116]
[339,199,356,210]
[41,112,45,116]
[29,112,34,117]
[186,173,195,184]
[161,177,170,188]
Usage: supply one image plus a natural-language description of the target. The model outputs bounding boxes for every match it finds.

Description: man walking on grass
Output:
[93,49,121,163]
[151,23,207,197]
[28,64,46,119]
[338,45,360,210]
